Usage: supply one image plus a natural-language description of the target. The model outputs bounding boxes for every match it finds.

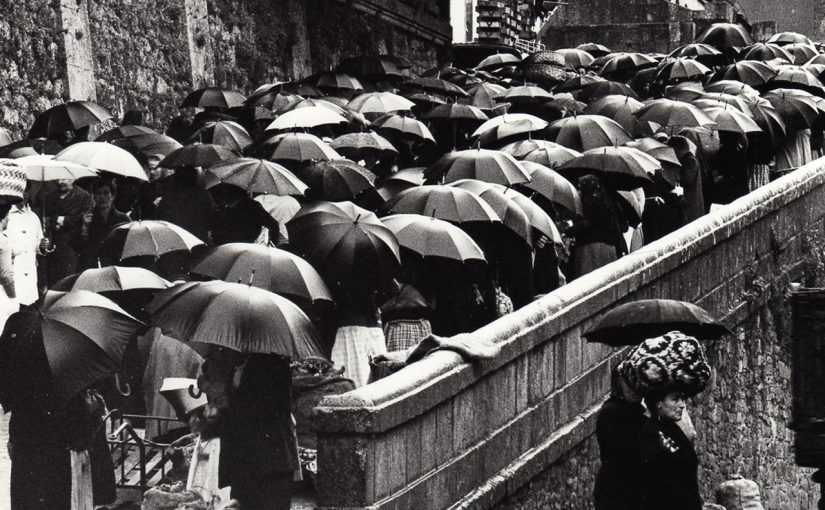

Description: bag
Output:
[716,475,764,510]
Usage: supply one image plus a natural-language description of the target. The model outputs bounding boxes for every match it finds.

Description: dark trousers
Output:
[230,473,293,510]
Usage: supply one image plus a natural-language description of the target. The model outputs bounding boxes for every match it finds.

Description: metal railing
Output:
[514,38,546,54]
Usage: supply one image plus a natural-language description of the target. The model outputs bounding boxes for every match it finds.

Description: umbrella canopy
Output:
[768,31,814,46]
[500,139,565,159]
[312,71,364,92]
[267,132,341,162]
[336,55,404,80]
[553,74,606,93]
[381,185,501,224]
[181,87,246,109]
[301,159,377,201]
[472,113,549,146]
[577,42,611,57]
[635,99,716,131]
[582,298,732,346]
[710,60,778,87]
[546,114,633,151]
[426,149,531,186]
[783,43,819,65]
[624,137,681,185]
[475,53,522,71]
[28,101,114,139]
[496,85,554,105]
[496,184,561,244]
[286,201,401,291]
[54,142,147,181]
[766,67,825,96]
[742,95,787,146]
[372,114,436,143]
[583,94,645,135]
[159,143,237,169]
[704,79,760,98]
[423,103,489,122]
[112,133,183,158]
[522,144,582,168]
[404,77,467,97]
[556,48,595,70]
[599,52,657,76]
[191,243,333,304]
[558,146,657,191]
[52,266,170,293]
[656,58,712,83]
[189,121,253,152]
[740,43,793,63]
[667,43,723,62]
[695,22,753,49]
[17,155,97,181]
[255,195,301,242]
[96,125,158,142]
[692,92,751,113]
[763,88,821,129]
[449,179,533,246]
[0,291,143,410]
[381,213,486,263]
[578,81,638,102]
[204,158,307,196]
[267,106,349,131]
[330,131,398,157]
[147,281,323,357]
[702,106,762,134]
[100,220,205,260]
[462,82,507,110]
[348,92,415,115]
[518,160,582,216]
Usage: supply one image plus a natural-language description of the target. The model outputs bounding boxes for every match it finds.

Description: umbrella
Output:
[204,158,307,196]
[582,298,732,346]
[189,121,253,152]
[583,94,645,136]
[100,220,205,260]
[423,104,488,122]
[159,143,237,168]
[112,133,183,158]
[664,81,705,102]
[462,82,507,110]
[266,132,341,162]
[666,43,723,63]
[740,43,794,63]
[336,55,404,80]
[471,113,548,145]
[522,144,582,168]
[190,243,333,304]
[16,155,98,181]
[519,160,582,216]
[635,99,716,131]
[624,137,682,186]
[578,81,638,102]
[404,77,468,97]
[499,139,565,159]
[449,179,533,246]
[556,48,595,70]
[286,201,401,290]
[255,194,300,242]
[704,79,760,98]
[267,106,349,131]
[96,125,158,142]
[577,43,611,57]
[330,131,398,157]
[146,281,323,357]
[380,185,501,224]
[783,43,819,65]
[494,184,562,244]
[768,31,814,47]
[741,95,787,147]
[372,114,435,143]
[180,87,246,109]
[301,159,377,201]
[348,92,415,115]
[496,86,554,105]
[313,71,364,92]
[695,22,753,50]
[762,88,821,130]
[0,291,143,410]
[553,74,606,93]
[656,58,711,83]
[381,214,486,263]
[54,142,147,181]
[546,114,633,152]
[51,266,171,317]
[28,101,114,139]
[425,149,531,186]
[599,52,657,76]
[407,92,448,110]
[702,106,762,135]
[558,146,657,191]
[475,53,521,71]
[766,67,825,97]
[692,92,752,113]
[710,60,777,87]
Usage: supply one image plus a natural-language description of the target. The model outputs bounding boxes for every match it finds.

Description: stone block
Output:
[374,427,407,499]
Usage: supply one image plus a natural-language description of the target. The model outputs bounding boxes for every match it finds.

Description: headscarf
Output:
[624,331,711,398]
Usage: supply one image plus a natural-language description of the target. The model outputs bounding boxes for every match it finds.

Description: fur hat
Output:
[625,331,711,397]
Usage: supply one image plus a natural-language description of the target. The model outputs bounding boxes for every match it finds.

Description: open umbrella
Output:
[449,179,533,246]
[301,159,376,201]
[495,184,562,245]
[204,158,307,196]
[181,87,246,109]
[17,155,98,181]
[695,22,753,50]
[54,142,147,181]
[286,201,401,291]
[740,43,793,63]
[255,195,301,242]
[191,243,333,304]
[500,139,564,159]
[582,298,732,346]
[100,220,205,260]
[473,113,549,146]
[553,74,606,93]
[710,60,777,87]
[374,167,426,201]
[28,101,114,139]
[579,81,639,102]
[475,53,521,71]
[518,160,582,216]
[112,133,183,158]
[159,143,237,169]
[52,266,171,318]
[692,92,751,114]
[267,106,349,131]
[521,144,582,168]
[496,86,554,105]
[96,125,158,142]
[381,214,486,263]
[635,99,716,131]
[624,138,682,186]
[577,43,611,57]
[424,103,488,122]
[704,79,760,98]
[267,132,341,162]
[405,77,467,97]
[701,106,762,135]
[768,31,814,47]
[558,146,657,191]
[667,43,723,64]
[599,52,657,77]
[741,95,787,147]
[462,82,507,111]
[0,291,143,411]
[425,149,531,186]
[147,281,323,357]
[330,131,398,160]
[380,185,501,224]
[312,71,364,92]
[583,95,645,136]
[348,92,415,115]
[763,88,821,130]
[189,121,253,152]
[766,67,825,97]
[556,48,595,70]
[372,114,435,143]
[656,58,711,83]
[337,55,404,80]
[546,114,633,151]
[783,43,819,65]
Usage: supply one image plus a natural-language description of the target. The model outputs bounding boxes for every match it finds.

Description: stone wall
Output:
[313,159,825,509]
[737,0,825,41]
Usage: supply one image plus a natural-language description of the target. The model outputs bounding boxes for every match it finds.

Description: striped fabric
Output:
[0,160,26,203]
[384,319,432,352]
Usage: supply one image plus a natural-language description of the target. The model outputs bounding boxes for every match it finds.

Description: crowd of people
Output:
[0,20,821,510]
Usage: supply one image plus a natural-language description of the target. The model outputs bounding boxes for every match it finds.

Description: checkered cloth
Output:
[384,319,432,352]
[330,325,387,388]
[0,160,26,204]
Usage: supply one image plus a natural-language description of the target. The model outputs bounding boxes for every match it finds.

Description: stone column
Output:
[57,0,96,101]
[285,0,313,81]
[183,0,216,88]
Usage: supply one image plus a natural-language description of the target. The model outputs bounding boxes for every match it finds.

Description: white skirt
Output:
[331,326,387,388]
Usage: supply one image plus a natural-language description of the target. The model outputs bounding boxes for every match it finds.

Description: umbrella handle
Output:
[114,372,131,397]
[188,385,203,399]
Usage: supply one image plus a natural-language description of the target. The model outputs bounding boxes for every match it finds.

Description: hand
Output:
[648,196,666,205]
[671,186,684,197]
[82,212,93,224]
[39,237,52,253]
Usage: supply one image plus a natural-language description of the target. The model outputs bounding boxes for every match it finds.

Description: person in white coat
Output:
[6,193,48,305]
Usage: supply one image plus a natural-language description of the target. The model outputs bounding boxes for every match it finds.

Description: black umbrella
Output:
[28,101,114,139]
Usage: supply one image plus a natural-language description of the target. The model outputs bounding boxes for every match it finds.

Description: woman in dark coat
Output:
[76,178,131,270]
[593,363,648,510]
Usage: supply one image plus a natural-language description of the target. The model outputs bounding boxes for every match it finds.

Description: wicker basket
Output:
[522,50,575,87]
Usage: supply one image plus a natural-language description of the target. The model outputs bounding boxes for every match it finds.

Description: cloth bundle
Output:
[620,331,711,397]
[716,475,764,510]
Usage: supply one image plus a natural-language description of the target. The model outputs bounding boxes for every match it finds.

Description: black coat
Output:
[637,418,702,510]
[593,396,648,510]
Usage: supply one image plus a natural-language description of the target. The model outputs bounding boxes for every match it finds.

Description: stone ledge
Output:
[345,0,452,44]
[314,159,825,434]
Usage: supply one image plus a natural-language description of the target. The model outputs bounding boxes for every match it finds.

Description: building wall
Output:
[313,158,825,509]
[737,0,824,41]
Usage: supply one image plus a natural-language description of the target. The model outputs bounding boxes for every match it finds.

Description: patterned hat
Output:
[626,331,711,397]
[0,159,26,204]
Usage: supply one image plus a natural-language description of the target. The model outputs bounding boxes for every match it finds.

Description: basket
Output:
[522,51,575,87]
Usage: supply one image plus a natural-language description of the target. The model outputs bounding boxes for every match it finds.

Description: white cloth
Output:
[6,205,43,305]
[775,128,813,172]
[186,437,231,505]
[0,234,17,333]
[331,325,387,388]
[69,450,93,510]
